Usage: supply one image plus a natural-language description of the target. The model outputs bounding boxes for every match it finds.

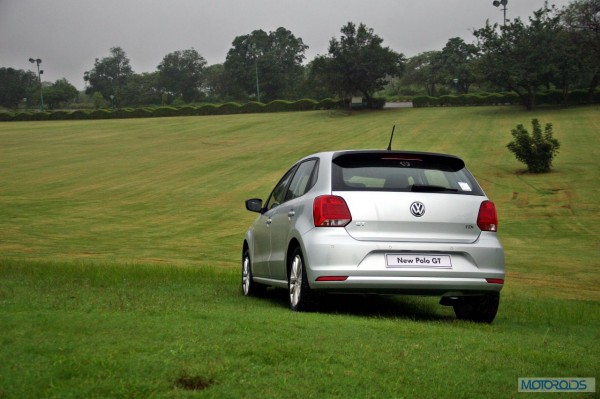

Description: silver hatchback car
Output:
[242,150,505,322]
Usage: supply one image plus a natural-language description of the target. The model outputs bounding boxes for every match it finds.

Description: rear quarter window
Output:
[332,152,484,196]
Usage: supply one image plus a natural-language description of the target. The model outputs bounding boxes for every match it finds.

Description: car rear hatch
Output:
[331,151,487,244]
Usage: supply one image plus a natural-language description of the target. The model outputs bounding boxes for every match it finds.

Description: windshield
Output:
[331,152,484,196]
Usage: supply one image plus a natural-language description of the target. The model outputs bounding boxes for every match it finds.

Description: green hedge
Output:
[240,101,266,114]
[412,90,599,108]
[319,98,342,109]
[0,98,349,122]
[3,91,599,121]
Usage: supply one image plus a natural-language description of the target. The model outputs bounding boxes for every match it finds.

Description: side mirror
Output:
[245,198,263,213]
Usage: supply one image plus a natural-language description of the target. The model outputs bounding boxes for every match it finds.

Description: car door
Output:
[268,159,318,281]
[254,166,297,279]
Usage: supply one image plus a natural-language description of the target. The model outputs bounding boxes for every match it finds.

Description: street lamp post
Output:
[250,44,261,103]
[28,58,45,111]
[492,0,508,26]
[254,59,260,103]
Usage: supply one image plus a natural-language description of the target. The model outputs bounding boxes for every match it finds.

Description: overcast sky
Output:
[0,0,572,89]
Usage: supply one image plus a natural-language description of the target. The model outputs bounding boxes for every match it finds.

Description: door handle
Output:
[266,218,272,225]
[288,210,295,218]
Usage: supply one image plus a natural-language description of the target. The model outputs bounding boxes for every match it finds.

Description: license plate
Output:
[385,254,452,268]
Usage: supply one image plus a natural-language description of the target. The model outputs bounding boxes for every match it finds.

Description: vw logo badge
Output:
[410,201,426,217]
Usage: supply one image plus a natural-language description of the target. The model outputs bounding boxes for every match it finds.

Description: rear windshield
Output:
[332,152,484,196]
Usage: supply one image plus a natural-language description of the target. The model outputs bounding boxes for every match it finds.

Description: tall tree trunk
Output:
[588,71,599,103]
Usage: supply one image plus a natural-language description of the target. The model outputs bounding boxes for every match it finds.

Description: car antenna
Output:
[386,125,396,151]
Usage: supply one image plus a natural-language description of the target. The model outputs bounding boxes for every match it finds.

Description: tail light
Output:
[313,195,352,227]
[477,200,498,232]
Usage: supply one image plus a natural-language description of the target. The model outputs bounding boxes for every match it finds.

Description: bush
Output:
[291,99,319,111]
[196,104,218,115]
[266,100,292,112]
[240,102,265,114]
[318,98,342,110]
[538,89,563,105]
[0,112,14,122]
[89,109,113,120]
[128,108,153,118]
[71,110,91,120]
[215,102,242,115]
[151,106,179,118]
[507,119,560,173]
[369,97,387,109]
[412,96,440,107]
[503,92,520,105]
[47,110,72,120]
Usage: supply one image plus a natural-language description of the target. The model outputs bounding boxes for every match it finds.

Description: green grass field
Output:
[1,106,599,398]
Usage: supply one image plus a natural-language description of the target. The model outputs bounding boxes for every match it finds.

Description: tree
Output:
[400,51,443,96]
[304,57,340,99]
[0,67,37,109]
[474,4,563,110]
[224,27,308,101]
[121,72,161,106]
[316,22,404,105]
[202,64,227,102]
[92,92,105,109]
[264,27,309,99]
[83,47,134,107]
[507,119,560,173]
[560,0,600,101]
[439,38,478,94]
[43,79,78,109]
[157,49,206,103]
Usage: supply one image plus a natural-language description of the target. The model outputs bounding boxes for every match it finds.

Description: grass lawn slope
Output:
[1,106,598,398]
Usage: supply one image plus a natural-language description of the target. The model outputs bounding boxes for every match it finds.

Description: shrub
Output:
[29,112,52,121]
[502,92,520,105]
[318,98,341,110]
[412,96,435,107]
[177,106,198,116]
[151,106,179,117]
[71,110,91,120]
[507,119,560,173]
[538,89,563,105]
[89,109,113,119]
[240,102,266,114]
[291,99,319,111]
[266,100,292,112]
[369,97,387,109]
[0,112,14,122]
[215,102,242,115]
[47,110,72,120]
[129,108,153,118]
[196,104,218,115]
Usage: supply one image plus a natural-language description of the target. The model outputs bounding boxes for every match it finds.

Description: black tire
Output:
[242,249,264,297]
[453,294,500,323]
[287,247,313,311]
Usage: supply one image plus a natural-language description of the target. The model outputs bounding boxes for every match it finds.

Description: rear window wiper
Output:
[410,184,459,193]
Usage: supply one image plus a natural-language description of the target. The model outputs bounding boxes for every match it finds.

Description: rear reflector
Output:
[313,195,352,227]
[486,278,504,284]
[477,200,498,232]
[316,276,348,282]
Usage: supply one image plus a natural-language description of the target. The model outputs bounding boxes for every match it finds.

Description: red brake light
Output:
[477,200,498,232]
[313,195,352,227]
[316,276,349,281]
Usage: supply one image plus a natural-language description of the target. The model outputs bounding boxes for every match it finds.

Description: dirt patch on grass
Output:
[174,370,214,391]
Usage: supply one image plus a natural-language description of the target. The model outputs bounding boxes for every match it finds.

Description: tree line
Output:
[1,0,598,111]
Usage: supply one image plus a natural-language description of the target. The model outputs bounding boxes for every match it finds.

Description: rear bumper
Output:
[300,228,505,296]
